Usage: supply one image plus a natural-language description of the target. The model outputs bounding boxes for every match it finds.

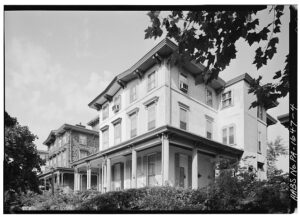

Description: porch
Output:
[73,126,243,192]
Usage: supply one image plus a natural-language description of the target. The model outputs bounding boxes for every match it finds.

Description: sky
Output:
[4,7,290,171]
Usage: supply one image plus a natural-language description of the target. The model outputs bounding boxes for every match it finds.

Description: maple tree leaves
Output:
[145,6,289,108]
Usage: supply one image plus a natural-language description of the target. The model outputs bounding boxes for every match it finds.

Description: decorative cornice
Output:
[117,79,126,89]
[104,94,113,102]
[143,96,159,107]
[134,69,144,79]
[112,117,122,125]
[127,107,139,116]
[178,101,190,110]
[100,125,109,131]
[152,53,162,64]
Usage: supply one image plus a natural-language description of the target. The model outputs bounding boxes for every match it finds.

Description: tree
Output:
[144,6,290,108]
[266,136,288,178]
[4,111,44,194]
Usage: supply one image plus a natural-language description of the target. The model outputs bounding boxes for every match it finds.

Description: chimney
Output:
[76,122,86,128]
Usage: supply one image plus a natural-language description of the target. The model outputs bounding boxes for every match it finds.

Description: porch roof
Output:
[38,167,74,179]
[71,125,243,167]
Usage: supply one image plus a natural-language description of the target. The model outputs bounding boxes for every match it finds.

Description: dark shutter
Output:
[188,155,192,188]
[156,152,161,175]
[137,157,142,177]
[143,155,147,186]
[175,153,180,186]
[111,164,115,190]
[120,162,124,190]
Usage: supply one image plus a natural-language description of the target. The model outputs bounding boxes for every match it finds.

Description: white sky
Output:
[4,7,290,171]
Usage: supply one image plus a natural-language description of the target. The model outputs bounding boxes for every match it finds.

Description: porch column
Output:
[97,167,100,191]
[74,167,79,191]
[106,158,111,192]
[44,178,47,188]
[162,133,169,185]
[87,162,91,190]
[131,149,137,188]
[192,147,199,189]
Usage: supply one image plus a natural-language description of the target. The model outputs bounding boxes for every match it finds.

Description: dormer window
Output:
[179,73,188,93]
[222,90,232,108]
[102,104,109,120]
[112,95,121,113]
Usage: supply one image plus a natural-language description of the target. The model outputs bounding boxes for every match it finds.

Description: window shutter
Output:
[120,162,124,190]
[175,153,180,187]
[188,155,192,188]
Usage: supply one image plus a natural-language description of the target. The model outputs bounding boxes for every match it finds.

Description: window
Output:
[114,122,121,145]
[229,126,235,144]
[102,129,109,149]
[179,108,187,130]
[58,138,62,147]
[102,104,109,120]
[206,89,213,107]
[147,71,156,91]
[257,105,263,120]
[179,73,188,93]
[130,113,137,138]
[148,154,156,186]
[258,131,262,154]
[130,84,137,103]
[257,162,264,171]
[113,95,121,112]
[79,150,89,159]
[79,135,87,145]
[222,128,227,144]
[222,90,232,108]
[206,119,213,139]
[63,134,68,144]
[222,125,235,145]
[148,103,156,130]
[57,154,61,166]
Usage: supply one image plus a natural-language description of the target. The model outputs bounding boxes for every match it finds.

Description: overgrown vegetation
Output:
[12,168,289,213]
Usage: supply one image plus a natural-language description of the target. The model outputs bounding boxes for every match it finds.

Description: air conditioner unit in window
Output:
[180,82,188,93]
[112,104,120,112]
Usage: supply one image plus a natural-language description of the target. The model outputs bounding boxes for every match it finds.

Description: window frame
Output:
[221,90,233,108]
[129,112,138,138]
[179,73,188,93]
[147,102,156,131]
[206,118,213,139]
[206,88,213,107]
[102,103,109,120]
[79,134,87,145]
[130,83,137,103]
[102,128,109,150]
[114,122,122,145]
[222,124,236,146]
[147,71,156,92]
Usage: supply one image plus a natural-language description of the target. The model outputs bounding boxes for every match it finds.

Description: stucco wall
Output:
[98,62,168,151]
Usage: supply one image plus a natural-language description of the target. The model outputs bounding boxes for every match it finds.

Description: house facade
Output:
[39,124,99,191]
[71,38,277,192]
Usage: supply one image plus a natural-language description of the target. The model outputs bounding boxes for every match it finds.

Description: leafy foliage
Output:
[266,136,288,178]
[4,111,44,194]
[145,6,289,108]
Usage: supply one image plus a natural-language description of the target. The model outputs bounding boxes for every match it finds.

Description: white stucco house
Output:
[72,38,277,192]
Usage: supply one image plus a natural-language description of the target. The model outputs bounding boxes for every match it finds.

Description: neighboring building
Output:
[39,123,99,191]
[70,38,277,192]
[37,150,49,173]
[278,113,289,128]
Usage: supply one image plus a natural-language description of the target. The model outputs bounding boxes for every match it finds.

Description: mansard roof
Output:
[43,123,98,146]
[88,38,225,110]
